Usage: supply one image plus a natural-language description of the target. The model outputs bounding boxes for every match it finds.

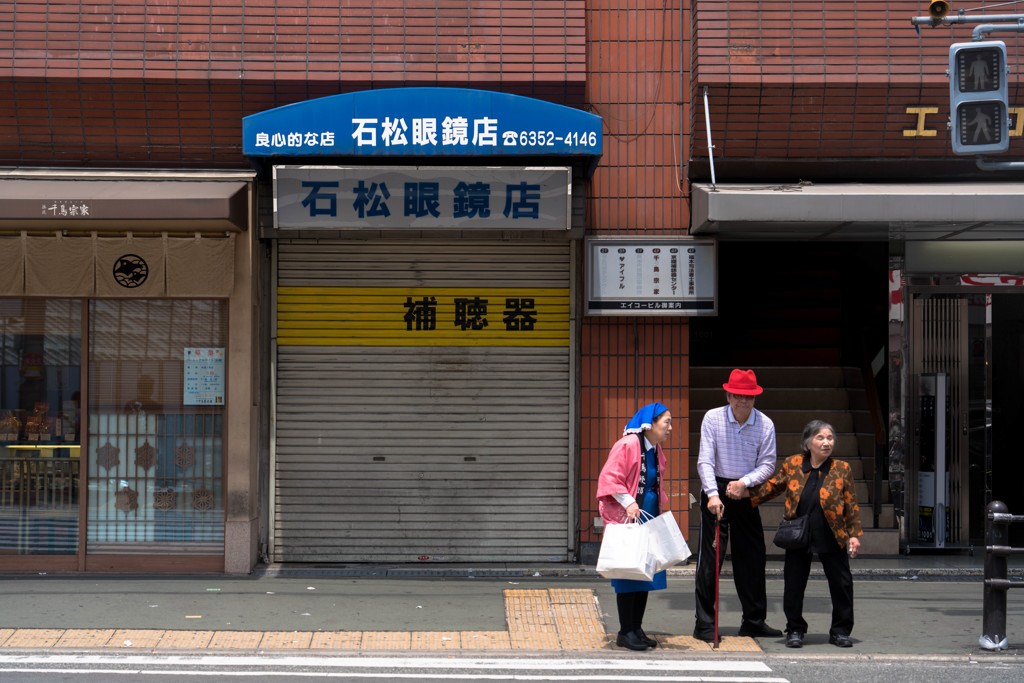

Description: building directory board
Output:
[585,237,717,316]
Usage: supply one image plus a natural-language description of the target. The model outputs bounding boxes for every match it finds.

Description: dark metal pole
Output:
[981,500,1009,650]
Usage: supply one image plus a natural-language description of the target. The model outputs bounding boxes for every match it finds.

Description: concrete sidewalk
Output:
[0,557,1021,660]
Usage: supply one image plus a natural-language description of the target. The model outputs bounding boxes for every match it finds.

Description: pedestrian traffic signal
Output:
[949,41,1010,155]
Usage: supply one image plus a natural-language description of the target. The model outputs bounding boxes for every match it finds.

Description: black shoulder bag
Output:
[772,467,817,550]
[772,515,809,550]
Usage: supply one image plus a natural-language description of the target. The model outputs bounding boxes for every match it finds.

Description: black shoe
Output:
[785,631,804,648]
[635,629,657,648]
[738,621,784,638]
[616,631,649,651]
[692,628,716,643]
[829,633,853,648]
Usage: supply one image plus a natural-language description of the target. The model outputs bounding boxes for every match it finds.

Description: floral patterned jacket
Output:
[749,454,863,548]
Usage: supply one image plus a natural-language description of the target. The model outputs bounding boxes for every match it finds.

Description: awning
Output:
[691,182,1024,240]
[0,176,251,232]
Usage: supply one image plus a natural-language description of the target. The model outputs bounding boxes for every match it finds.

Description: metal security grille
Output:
[273,239,573,563]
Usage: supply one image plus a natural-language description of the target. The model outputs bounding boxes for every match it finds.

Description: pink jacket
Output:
[596,433,669,524]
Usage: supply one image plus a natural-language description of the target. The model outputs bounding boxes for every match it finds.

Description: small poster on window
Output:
[184,347,225,406]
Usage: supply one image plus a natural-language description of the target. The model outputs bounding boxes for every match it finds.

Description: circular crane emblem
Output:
[113,254,148,288]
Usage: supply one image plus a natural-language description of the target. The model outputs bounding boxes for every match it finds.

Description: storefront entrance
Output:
[0,171,256,573]
[270,239,574,563]
[0,300,81,563]
[906,287,1024,550]
[0,298,229,571]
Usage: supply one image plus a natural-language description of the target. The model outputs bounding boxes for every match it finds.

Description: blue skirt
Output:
[612,569,667,594]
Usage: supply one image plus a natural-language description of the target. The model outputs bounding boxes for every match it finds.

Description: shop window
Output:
[87,300,226,555]
[0,299,82,555]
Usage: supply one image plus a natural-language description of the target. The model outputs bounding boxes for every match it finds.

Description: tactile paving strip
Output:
[659,634,762,652]
[206,631,264,649]
[557,629,612,650]
[360,631,412,650]
[157,630,214,649]
[3,628,63,648]
[457,630,511,650]
[259,631,314,649]
[309,631,362,649]
[108,629,164,648]
[0,587,761,654]
[505,588,606,650]
[55,629,115,648]
[409,631,460,649]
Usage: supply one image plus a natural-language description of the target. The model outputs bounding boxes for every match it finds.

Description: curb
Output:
[252,563,1021,580]
[763,651,1024,664]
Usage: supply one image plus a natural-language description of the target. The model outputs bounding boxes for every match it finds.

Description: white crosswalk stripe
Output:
[0,653,789,681]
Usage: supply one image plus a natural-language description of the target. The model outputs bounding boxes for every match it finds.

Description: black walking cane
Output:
[713,515,721,648]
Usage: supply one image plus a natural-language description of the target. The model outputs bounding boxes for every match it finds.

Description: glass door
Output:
[908,291,993,550]
[86,299,226,569]
[0,299,82,567]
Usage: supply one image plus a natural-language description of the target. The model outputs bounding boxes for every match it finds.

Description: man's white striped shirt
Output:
[697,405,777,497]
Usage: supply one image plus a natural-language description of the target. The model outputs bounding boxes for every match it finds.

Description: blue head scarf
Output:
[622,402,669,437]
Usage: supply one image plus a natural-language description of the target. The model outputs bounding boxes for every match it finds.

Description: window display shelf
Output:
[2,444,81,457]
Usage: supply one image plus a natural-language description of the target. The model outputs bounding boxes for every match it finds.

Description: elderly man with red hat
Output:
[693,369,782,642]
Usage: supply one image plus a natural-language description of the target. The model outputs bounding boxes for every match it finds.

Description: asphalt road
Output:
[0,652,1021,683]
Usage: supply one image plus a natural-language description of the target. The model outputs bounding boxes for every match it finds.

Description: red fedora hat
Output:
[722,369,763,396]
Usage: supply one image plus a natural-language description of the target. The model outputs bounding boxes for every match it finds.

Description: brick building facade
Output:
[4,0,1013,571]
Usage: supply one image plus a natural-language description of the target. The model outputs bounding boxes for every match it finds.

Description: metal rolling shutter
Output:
[273,239,573,562]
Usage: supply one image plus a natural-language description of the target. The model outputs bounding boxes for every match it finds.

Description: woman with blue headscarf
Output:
[596,402,673,651]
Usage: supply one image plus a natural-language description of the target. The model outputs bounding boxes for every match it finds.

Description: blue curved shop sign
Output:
[243,88,602,159]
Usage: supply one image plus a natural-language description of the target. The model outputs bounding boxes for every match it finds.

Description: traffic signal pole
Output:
[971,21,1024,42]
[913,9,1024,167]
[976,156,1024,171]
[912,13,1024,28]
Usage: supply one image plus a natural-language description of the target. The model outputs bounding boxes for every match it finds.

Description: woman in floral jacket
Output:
[748,419,863,649]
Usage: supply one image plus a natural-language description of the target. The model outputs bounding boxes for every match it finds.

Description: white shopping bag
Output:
[596,520,657,581]
[644,511,692,572]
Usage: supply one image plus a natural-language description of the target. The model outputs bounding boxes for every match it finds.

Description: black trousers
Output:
[783,546,854,637]
[616,591,649,635]
[694,485,768,633]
